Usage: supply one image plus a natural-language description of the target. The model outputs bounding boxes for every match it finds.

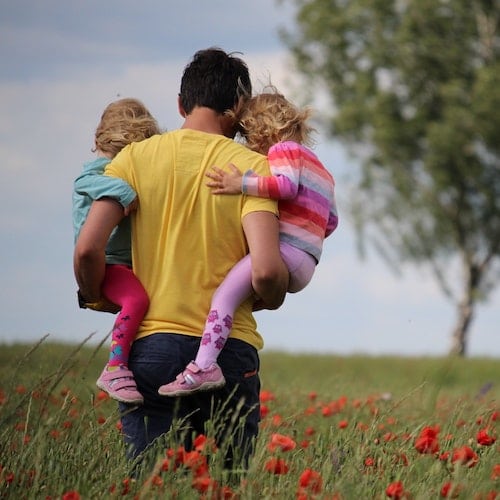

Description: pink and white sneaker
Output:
[96,365,144,404]
[158,361,225,397]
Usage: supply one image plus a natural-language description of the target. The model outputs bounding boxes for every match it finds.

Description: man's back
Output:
[106,129,278,348]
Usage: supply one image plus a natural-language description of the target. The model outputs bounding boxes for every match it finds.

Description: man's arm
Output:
[73,198,124,304]
[242,211,289,310]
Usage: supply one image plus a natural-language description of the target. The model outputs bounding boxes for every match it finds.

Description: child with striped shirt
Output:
[159,89,338,396]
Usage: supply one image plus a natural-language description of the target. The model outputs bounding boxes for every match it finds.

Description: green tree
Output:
[282,0,500,355]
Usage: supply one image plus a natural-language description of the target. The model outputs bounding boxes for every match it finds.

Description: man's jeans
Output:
[119,333,261,468]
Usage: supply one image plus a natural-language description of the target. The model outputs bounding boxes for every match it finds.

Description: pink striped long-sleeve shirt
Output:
[242,141,338,262]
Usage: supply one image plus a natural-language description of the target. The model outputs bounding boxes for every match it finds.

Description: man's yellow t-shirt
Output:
[105,129,278,350]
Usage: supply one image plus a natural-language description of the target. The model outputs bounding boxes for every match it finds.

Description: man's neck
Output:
[181,107,234,137]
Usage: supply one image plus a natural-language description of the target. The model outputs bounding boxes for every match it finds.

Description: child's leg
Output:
[280,242,316,293]
[101,264,149,368]
[194,255,253,370]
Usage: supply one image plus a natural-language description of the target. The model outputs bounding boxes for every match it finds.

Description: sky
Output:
[1,0,498,358]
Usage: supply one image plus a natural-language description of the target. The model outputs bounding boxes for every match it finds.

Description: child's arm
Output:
[325,191,339,237]
[206,144,301,200]
[74,173,137,212]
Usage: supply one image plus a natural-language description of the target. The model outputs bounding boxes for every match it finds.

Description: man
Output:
[74,48,289,467]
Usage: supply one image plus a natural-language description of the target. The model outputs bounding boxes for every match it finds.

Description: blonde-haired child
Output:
[159,89,338,396]
[73,98,160,404]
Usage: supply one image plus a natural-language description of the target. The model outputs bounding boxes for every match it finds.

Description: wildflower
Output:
[264,457,289,474]
[15,385,27,394]
[49,430,60,440]
[383,432,397,442]
[451,446,479,467]
[415,426,440,454]
[308,391,317,401]
[477,428,496,446]
[441,481,462,498]
[268,433,297,452]
[182,450,209,477]
[260,390,275,403]
[260,404,270,418]
[218,485,237,499]
[385,480,406,499]
[338,420,349,429]
[192,475,217,494]
[491,463,500,480]
[96,390,109,402]
[151,475,163,487]
[271,414,283,427]
[193,434,217,453]
[62,491,80,500]
[298,468,322,494]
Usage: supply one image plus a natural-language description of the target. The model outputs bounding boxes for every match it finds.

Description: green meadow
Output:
[0,338,498,499]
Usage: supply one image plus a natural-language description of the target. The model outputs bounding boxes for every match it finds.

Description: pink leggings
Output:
[101,264,149,367]
[194,242,316,369]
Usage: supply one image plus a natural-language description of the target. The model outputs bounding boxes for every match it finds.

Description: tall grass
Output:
[0,339,498,499]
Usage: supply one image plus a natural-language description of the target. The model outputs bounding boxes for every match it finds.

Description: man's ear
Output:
[177,95,186,117]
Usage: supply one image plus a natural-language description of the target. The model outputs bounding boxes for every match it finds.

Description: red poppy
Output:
[440,481,462,498]
[308,391,318,401]
[385,480,406,499]
[477,428,496,446]
[491,463,500,480]
[260,404,270,418]
[338,420,349,429]
[193,434,217,453]
[268,433,297,452]
[414,426,440,454]
[96,390,109,401]
[260,390,275,403]
[451,446,479,467]
[62,491,80,500]
[298,468,323,494]
[192,475,217,494]
[264,457,289,474]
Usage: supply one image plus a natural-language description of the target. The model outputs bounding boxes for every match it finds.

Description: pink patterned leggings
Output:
[194,242,316,369]
[101,264,149,367]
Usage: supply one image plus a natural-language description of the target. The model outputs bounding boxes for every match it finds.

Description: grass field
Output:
[0,338,498,499]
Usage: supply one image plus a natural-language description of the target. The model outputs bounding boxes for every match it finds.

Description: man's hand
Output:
[123,196,138,217]
[206,164,243,194]
[77,290,121,314]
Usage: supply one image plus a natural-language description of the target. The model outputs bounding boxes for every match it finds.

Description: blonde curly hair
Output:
[232,87,315,154]
[94,98,160,158]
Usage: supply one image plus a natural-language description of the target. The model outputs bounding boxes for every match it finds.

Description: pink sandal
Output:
[96,366,144,404]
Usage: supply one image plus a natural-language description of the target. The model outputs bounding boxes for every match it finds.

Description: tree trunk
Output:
[449,262,481,357]
[449,298,474,356]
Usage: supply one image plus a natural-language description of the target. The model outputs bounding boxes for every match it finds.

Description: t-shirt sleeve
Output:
[74,169,136,208]
[240,155,279,219]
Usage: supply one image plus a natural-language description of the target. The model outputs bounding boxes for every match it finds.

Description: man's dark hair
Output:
[179,47,252,115]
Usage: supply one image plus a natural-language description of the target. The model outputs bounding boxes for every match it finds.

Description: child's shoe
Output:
[158,361,225,397]
[96,365,144,404]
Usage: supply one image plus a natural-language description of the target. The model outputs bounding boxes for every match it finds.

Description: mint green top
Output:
[72,157,137,266]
